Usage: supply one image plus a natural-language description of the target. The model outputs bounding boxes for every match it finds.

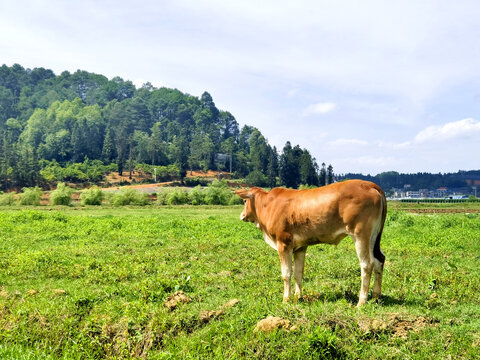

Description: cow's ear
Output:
[235,189,254,199]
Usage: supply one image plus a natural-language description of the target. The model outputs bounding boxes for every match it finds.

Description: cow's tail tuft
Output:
[373,186,387,264]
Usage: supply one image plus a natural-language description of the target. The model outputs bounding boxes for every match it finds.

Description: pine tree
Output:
[101,128,115,163]
[280,142,302,188]
[327,164,334,184]
[319,163,327,186]
[300,150,319,186]
[266,146,279,187]
[173,134,189,183]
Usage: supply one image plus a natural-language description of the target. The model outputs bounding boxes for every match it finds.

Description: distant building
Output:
[432,187,448,198]
[406,190,421,198]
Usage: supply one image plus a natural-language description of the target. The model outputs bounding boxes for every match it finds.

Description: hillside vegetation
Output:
[0,64,325,191]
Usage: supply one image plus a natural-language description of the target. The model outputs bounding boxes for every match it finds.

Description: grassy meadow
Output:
[0,204,479,359]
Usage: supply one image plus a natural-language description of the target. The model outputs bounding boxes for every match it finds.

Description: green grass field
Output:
[0,205,479,359]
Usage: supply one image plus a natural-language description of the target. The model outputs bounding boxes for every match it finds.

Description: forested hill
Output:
[0,64,324,190]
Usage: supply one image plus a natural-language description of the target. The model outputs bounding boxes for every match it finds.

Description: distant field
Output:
[389,200,480,213]
[0,205,479,359]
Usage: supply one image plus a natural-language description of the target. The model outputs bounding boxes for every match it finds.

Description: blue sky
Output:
[1,0,480,175]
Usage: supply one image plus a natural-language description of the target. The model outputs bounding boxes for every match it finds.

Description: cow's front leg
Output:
[293,247,307,299]
[277,242,293,302]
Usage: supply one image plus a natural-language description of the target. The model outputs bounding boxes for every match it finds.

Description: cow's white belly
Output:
[292,228,348,248]
[261,227,349,252]
[263,232,278,250]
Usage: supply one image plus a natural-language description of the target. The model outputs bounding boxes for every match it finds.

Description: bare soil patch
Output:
[187,170,228,178]
[164,291,190,311]
[199,298,240,324]
[105,170,151,184]
[254,316,291,333]
[358,314,439,338]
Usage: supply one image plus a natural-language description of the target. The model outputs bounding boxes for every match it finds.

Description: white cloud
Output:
[287,88,300,98]
[320,117,480,174]
[376,140,411,149]
[413,118,480,143]
[327,138,368,147]
[303,102,337,116]
[331,155,399,174]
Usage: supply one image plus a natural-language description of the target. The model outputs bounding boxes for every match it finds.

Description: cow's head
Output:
[235,187,262,223]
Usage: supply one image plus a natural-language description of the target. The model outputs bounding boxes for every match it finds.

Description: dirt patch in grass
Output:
[358,314,439,338]
[199,298,240,324]
[472,335,480,348]
[52,289,67,297]
[302,293,322,303]
[254,316,291,333]
[164,291,190,311]
[99,317,163,358]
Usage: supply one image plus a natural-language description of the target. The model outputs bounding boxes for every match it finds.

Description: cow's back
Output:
[256,180,384,247]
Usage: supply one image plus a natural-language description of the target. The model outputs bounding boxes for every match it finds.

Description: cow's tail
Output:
[373,185,387,264]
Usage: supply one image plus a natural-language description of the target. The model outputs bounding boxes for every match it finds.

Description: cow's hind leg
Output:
[293,247,307,299]
[372,245,385,300]
[372,259,384,300]
[354,235,373,307]
[278,242,293,302]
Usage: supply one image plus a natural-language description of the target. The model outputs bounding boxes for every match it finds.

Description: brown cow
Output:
[235,179,386,307]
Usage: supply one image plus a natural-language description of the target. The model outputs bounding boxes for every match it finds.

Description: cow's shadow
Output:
[300,291,420,307]
[378,294,423,307]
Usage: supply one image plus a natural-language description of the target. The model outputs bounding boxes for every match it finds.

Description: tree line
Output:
[338,170,480,193]
[0,64,333,190]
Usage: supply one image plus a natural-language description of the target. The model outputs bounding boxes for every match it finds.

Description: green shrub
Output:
[0,192,15,206]
[166,188,189,205]
[40,159,112,183]
[156,188,174,205]
[245,170,268,187]
[111,188,149,206]
[50,182,74,205]
[104,191,114,205]
[80,186,104,205]
[19,187,43,206]
[204,180,231,205]
[184,177,210,187]
[299,184,318,190]
[229,192,244,205]
[135,163,180,182]
[188,185,206,205]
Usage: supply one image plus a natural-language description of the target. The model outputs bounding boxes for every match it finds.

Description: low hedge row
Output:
[0,180,244,207]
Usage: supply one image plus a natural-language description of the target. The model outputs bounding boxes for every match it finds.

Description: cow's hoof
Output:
[356,299,367,307]
[282,297,289,303]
